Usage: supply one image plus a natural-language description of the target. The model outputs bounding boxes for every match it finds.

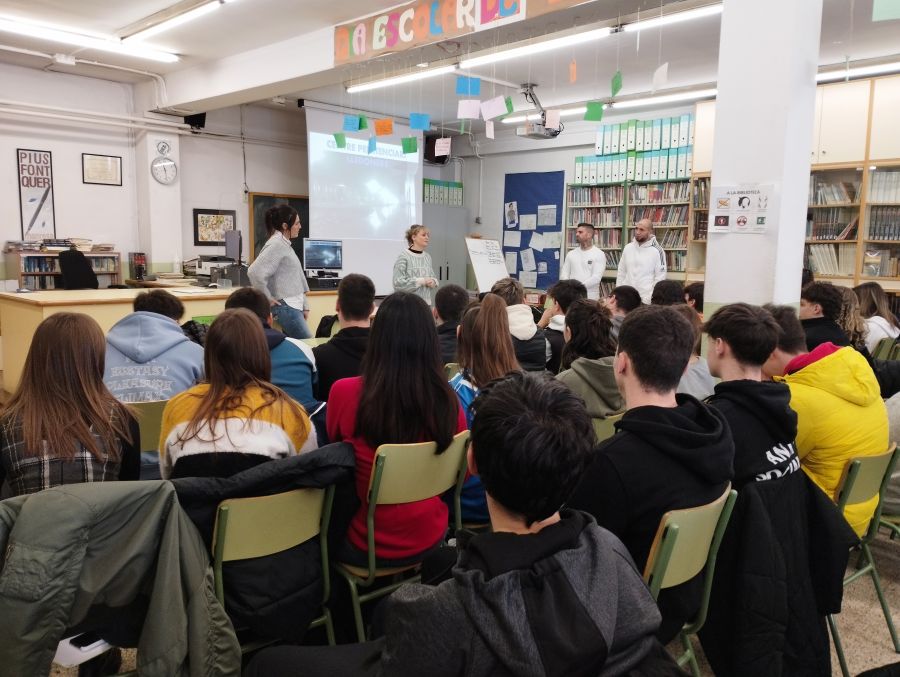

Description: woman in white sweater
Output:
[854,281,900,353]
[392,224,437,306]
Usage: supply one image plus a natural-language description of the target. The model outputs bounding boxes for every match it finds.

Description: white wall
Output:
[179,105,307,263]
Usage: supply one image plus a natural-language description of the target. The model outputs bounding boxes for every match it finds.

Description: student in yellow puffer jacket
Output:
[764,305,889,536]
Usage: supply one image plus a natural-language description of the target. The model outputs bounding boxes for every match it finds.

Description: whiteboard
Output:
[465,238,508,293]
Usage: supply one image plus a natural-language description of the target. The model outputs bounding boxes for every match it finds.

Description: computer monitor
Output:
[303,239,343,271]
[224,229,242,265]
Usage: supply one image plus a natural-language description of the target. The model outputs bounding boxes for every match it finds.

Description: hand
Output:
[426,277,438,288]
[270,299,279,307]
[303,310,310,320]
[538,306,555,329]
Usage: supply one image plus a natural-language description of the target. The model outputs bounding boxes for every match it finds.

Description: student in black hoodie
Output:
[538,278,587,374]
[433,284,469,364]
[568,304,734,643]
[799,281,850,350]
[704,303,800,486]
[313,274,374,400]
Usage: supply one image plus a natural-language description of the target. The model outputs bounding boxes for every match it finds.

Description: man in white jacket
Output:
[616,219,667,304]
[560,223,606,300]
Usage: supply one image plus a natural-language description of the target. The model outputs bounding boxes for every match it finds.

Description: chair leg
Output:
[344,576,367,642]
[323,607,336,646]
[862,543,900,652]
[676,632,700,677]
[828,614,851,677]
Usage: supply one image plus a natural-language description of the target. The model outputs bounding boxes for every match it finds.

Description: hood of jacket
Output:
[568,356,623,415]
[507,304,538,341]
[106,311,193,363]
[263,325,287,350]
[451,510,659,676]
[548,314,566,332]
[782,344,881,408]
[617,394,734,485]
[711,379,797,443]
[326,326,370,360]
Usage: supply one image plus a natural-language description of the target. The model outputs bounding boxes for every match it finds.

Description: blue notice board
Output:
[502,171,564,290]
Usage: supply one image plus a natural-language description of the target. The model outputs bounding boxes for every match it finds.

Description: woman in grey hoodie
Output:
[392,225,437,306]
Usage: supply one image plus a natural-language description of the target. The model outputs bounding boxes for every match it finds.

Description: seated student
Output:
[799,281,850,350]
[538,279,587,374]
[605,284,642,342]
[327,292,467,565]
[313,274,375,401]
[104,289,204,402]
[450,294,521,523]
[683,281,704,319]
[705,303,799,486]
[763,304,888,536]
[556,299,624,423]
[490,277,550,372]
[855,281,900,354]
[1,313,139,496]
[568,305,734,643]
[246,373,678,677]
[225,287,326,442]
[836,285,870,354]
[650,279,684,306]
[433,284,469,364]
[671,304,715,400]
[158,308,316,479]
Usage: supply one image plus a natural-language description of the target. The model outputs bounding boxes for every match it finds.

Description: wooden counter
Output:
[0,288,231,394]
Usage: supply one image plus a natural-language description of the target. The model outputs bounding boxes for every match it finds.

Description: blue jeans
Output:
[272,301,312,339]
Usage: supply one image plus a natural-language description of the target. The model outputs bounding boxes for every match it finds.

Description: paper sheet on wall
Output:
[520,271,538,287]
[537,205,557,226]
[538,262,548,274]
[554,250,559,259]
[519,214,537,230]
[505,201,518,227]
[529,232,545,251]
[520,248,536,271]
[505,252,518,274]
[503,231,521,248]
[542,232,561,248]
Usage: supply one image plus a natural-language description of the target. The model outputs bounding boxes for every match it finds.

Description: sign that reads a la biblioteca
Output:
[334,0,586,66]
[708,184,775,235]
[17,148,56,240]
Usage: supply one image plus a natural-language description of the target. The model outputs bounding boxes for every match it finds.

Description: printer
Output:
[196,255,234,276]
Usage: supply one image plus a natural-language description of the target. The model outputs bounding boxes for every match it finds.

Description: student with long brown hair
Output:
[450,293,521,522]
[158,308,316,479]
[327,291,466,565]
[0,313,139,496]
[854,281,899,353]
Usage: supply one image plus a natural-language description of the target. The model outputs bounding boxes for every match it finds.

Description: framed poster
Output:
[82,153,122,186]
[17,148,56,239]
[248,193,309,261]
[193,208,236,246]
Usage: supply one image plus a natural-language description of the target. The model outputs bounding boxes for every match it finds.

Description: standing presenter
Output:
[248,204,312,339]
[393,224,438,306]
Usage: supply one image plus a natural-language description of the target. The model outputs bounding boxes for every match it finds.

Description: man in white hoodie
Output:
[616,219,667,304]
[561,223,606,300]
[491,277,551,372]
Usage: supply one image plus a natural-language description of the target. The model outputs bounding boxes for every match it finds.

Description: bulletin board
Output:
[501,171,564,290]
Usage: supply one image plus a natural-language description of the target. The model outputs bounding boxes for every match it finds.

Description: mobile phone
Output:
[70,632,106,651]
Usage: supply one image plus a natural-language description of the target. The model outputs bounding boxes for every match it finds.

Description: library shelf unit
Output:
[626,179,691,280]
[860,163,900,289]
[687,174,710,280]
[804,166,863,281]
[5,250,122,290]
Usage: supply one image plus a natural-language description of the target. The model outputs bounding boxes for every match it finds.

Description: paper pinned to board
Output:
[537,205,557,226]
[520,271,538,287]
[505,201,518,227]
[542,232,562,248]
[520,248,536,271]
[519,214,537,230]
[505,252,518,274]
[529,232,545,251]
[503,231,522,248]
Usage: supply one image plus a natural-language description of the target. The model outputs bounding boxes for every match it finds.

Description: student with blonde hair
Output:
[392,224,437,306]
[0,313,139,495]
[854,281,900,353]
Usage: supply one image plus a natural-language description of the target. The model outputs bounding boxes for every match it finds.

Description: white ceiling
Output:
[0,0,898,126]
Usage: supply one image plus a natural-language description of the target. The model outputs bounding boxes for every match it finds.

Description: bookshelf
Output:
[626,179,691,278]
[6,250,122,290]
[687,174,710,278]
[860,164,900,285]
[804,166,862,280]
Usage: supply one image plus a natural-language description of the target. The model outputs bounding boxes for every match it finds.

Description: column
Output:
[135,131,184,274]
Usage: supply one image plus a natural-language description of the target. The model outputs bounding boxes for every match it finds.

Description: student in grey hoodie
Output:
[245,372,678,676]
[104,290,204,403]
[491,277,550,372]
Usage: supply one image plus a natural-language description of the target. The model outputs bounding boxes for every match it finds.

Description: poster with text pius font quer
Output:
[17,148,56,239]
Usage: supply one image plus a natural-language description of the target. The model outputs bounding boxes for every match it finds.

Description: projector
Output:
[516,122,561,140]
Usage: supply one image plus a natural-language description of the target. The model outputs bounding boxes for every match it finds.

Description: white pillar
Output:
[135,132,183,273]
[704,0,823,312]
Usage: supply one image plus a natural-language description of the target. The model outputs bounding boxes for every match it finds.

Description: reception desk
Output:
[0,288,232,394]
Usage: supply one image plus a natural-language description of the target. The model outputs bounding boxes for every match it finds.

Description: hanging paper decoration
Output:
[611,70,623,97]
[583,102,604,122]
[569,59,577,83]
[456,75,481,96]
[401,136,418,153]
[367,136,376,154]
[358,116,369,130]
[374,118,394,136]
[409,113,431,130]
[481,95,513,120]
[333,132,347,148]
[342,115,360,132]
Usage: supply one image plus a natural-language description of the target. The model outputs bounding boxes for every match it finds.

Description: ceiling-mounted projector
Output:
[515,84,562,140]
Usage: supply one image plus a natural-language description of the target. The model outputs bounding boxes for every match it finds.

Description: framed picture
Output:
[248,193,309,261]
[17,148,56,239]
[82,153,122,186]
[193,208,236,246]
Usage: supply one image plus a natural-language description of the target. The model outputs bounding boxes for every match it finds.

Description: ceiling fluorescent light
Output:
[460,27,612,69]
[502,105,597,124]
[346,65,457,93]
[623,4,723,32]
[0,17,179,62]
[611,88,717,109]
[816,61,900,82]
[124,1,221,42]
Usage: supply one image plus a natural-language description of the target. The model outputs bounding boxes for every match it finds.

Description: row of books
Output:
[593,114,695,156]
[565,227,622,248]
[868,207,900,240]
[693,213,709,241]
[567,185,624,206]
[423,179,463,206]
[808,178,859,205]
[568,208,623,227]
[693,177,710,209]
[863,249,900,277]
[869,170,900,203]
[628,182,691,204]
[806,243,856,276]
[629,205,690,226]
[20,255,119,273]
[604,250,621,268]
[657,229,688,248]
[665,250,687,272]
[4,240,42,252]
[573,148,693,184]
[805,214,858,241]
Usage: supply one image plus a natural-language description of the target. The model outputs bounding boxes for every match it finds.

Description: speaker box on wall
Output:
[424,135,450,165]
[184,113,207,129]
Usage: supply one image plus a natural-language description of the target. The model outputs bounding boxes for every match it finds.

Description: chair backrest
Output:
[593,412,624,442]
[872,337,897,361]
[301,337,330,347]
[444,362,461,380]
[131,399,168,453]
[644,485,737,600]
[370,430,470,506]
[834,443,899,540]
